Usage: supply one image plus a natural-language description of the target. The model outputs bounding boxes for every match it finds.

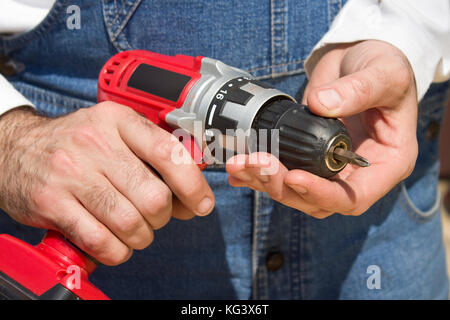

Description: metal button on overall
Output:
[266,251,284,272]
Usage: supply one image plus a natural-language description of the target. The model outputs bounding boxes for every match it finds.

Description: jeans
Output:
[0,0,448,299]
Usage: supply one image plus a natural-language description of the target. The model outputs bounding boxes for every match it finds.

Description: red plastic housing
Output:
[0,231,108,300]
[98,50,206,167]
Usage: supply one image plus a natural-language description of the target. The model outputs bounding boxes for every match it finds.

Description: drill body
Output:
[98,50,361,176]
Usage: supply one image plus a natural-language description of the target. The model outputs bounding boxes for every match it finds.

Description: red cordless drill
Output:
[0,50,368,300]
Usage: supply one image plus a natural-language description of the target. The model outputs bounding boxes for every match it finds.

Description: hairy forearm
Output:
[0,107,49,216]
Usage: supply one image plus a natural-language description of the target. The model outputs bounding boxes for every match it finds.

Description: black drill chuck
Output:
[251,99,367,178]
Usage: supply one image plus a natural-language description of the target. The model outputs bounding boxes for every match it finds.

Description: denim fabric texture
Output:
[0,0,448,299]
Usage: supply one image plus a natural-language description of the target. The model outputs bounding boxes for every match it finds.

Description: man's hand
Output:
[0,102,214,265]
[226,40,418,218]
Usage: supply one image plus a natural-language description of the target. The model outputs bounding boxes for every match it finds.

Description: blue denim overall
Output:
[0,0,449,299]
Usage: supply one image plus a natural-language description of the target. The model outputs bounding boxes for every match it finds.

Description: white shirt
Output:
[0,0,56,34]
[0,0,56,114]
[0,0,449,116]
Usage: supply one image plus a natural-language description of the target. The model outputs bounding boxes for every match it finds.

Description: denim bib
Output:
[0,0,448,299]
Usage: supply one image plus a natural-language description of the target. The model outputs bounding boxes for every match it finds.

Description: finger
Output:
[171,196,197,220]
[226,153,269,191]
[71,174,154,250]
[102,148,173,230]
[227,153,325,215]
[39,190,133,266]
[301,46,345,105]
[284,148,405,215]
[227,175,265,192]
[306,63,412,118]
[117,113,215,216]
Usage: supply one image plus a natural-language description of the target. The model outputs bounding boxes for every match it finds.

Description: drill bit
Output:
[333,147,370,167]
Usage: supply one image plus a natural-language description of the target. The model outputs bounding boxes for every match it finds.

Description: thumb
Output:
[307,65,408,118]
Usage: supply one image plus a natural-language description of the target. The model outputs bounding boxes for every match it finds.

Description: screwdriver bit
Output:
[333,147,370,167]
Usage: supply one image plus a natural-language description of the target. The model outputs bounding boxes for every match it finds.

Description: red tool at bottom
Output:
[0,231,108,300]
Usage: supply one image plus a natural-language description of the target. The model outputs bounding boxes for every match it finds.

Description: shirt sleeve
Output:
[304,0,450,101]
[0,75,35,116]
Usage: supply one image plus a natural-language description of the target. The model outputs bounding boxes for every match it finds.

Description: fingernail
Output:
[288,183,308,194]
[197,197,213,215]
[317,89,342,110]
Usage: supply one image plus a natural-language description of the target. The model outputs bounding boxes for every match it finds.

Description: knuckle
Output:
[393,56,415,96]
[92,102,135,126]
[82,228,111,255]
[153,134,180,162]
[145,185,172,216]
[72,106,92,119]
[94,101,125,114]
[115,210,143,234]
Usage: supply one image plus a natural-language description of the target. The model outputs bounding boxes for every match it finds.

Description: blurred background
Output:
[440,95,450,277]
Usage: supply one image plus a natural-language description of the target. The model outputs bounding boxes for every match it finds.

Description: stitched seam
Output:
[108,1,124,39]
[251,191,261,299]
[247,59,304,72]
[113,0,121,24]
[103,0,141,51]
[254,68,305,80]
[123,34,133,50]
[102,0,114,35]
[283,1,288,60]
[290,213,300,299]
[400,181,441,221]
[259,196,269,300]
[270,0,275,77]
[270,0,288,76]
[112,0,142,39]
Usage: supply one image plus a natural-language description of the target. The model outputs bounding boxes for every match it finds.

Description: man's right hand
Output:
[0,102,215,265]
